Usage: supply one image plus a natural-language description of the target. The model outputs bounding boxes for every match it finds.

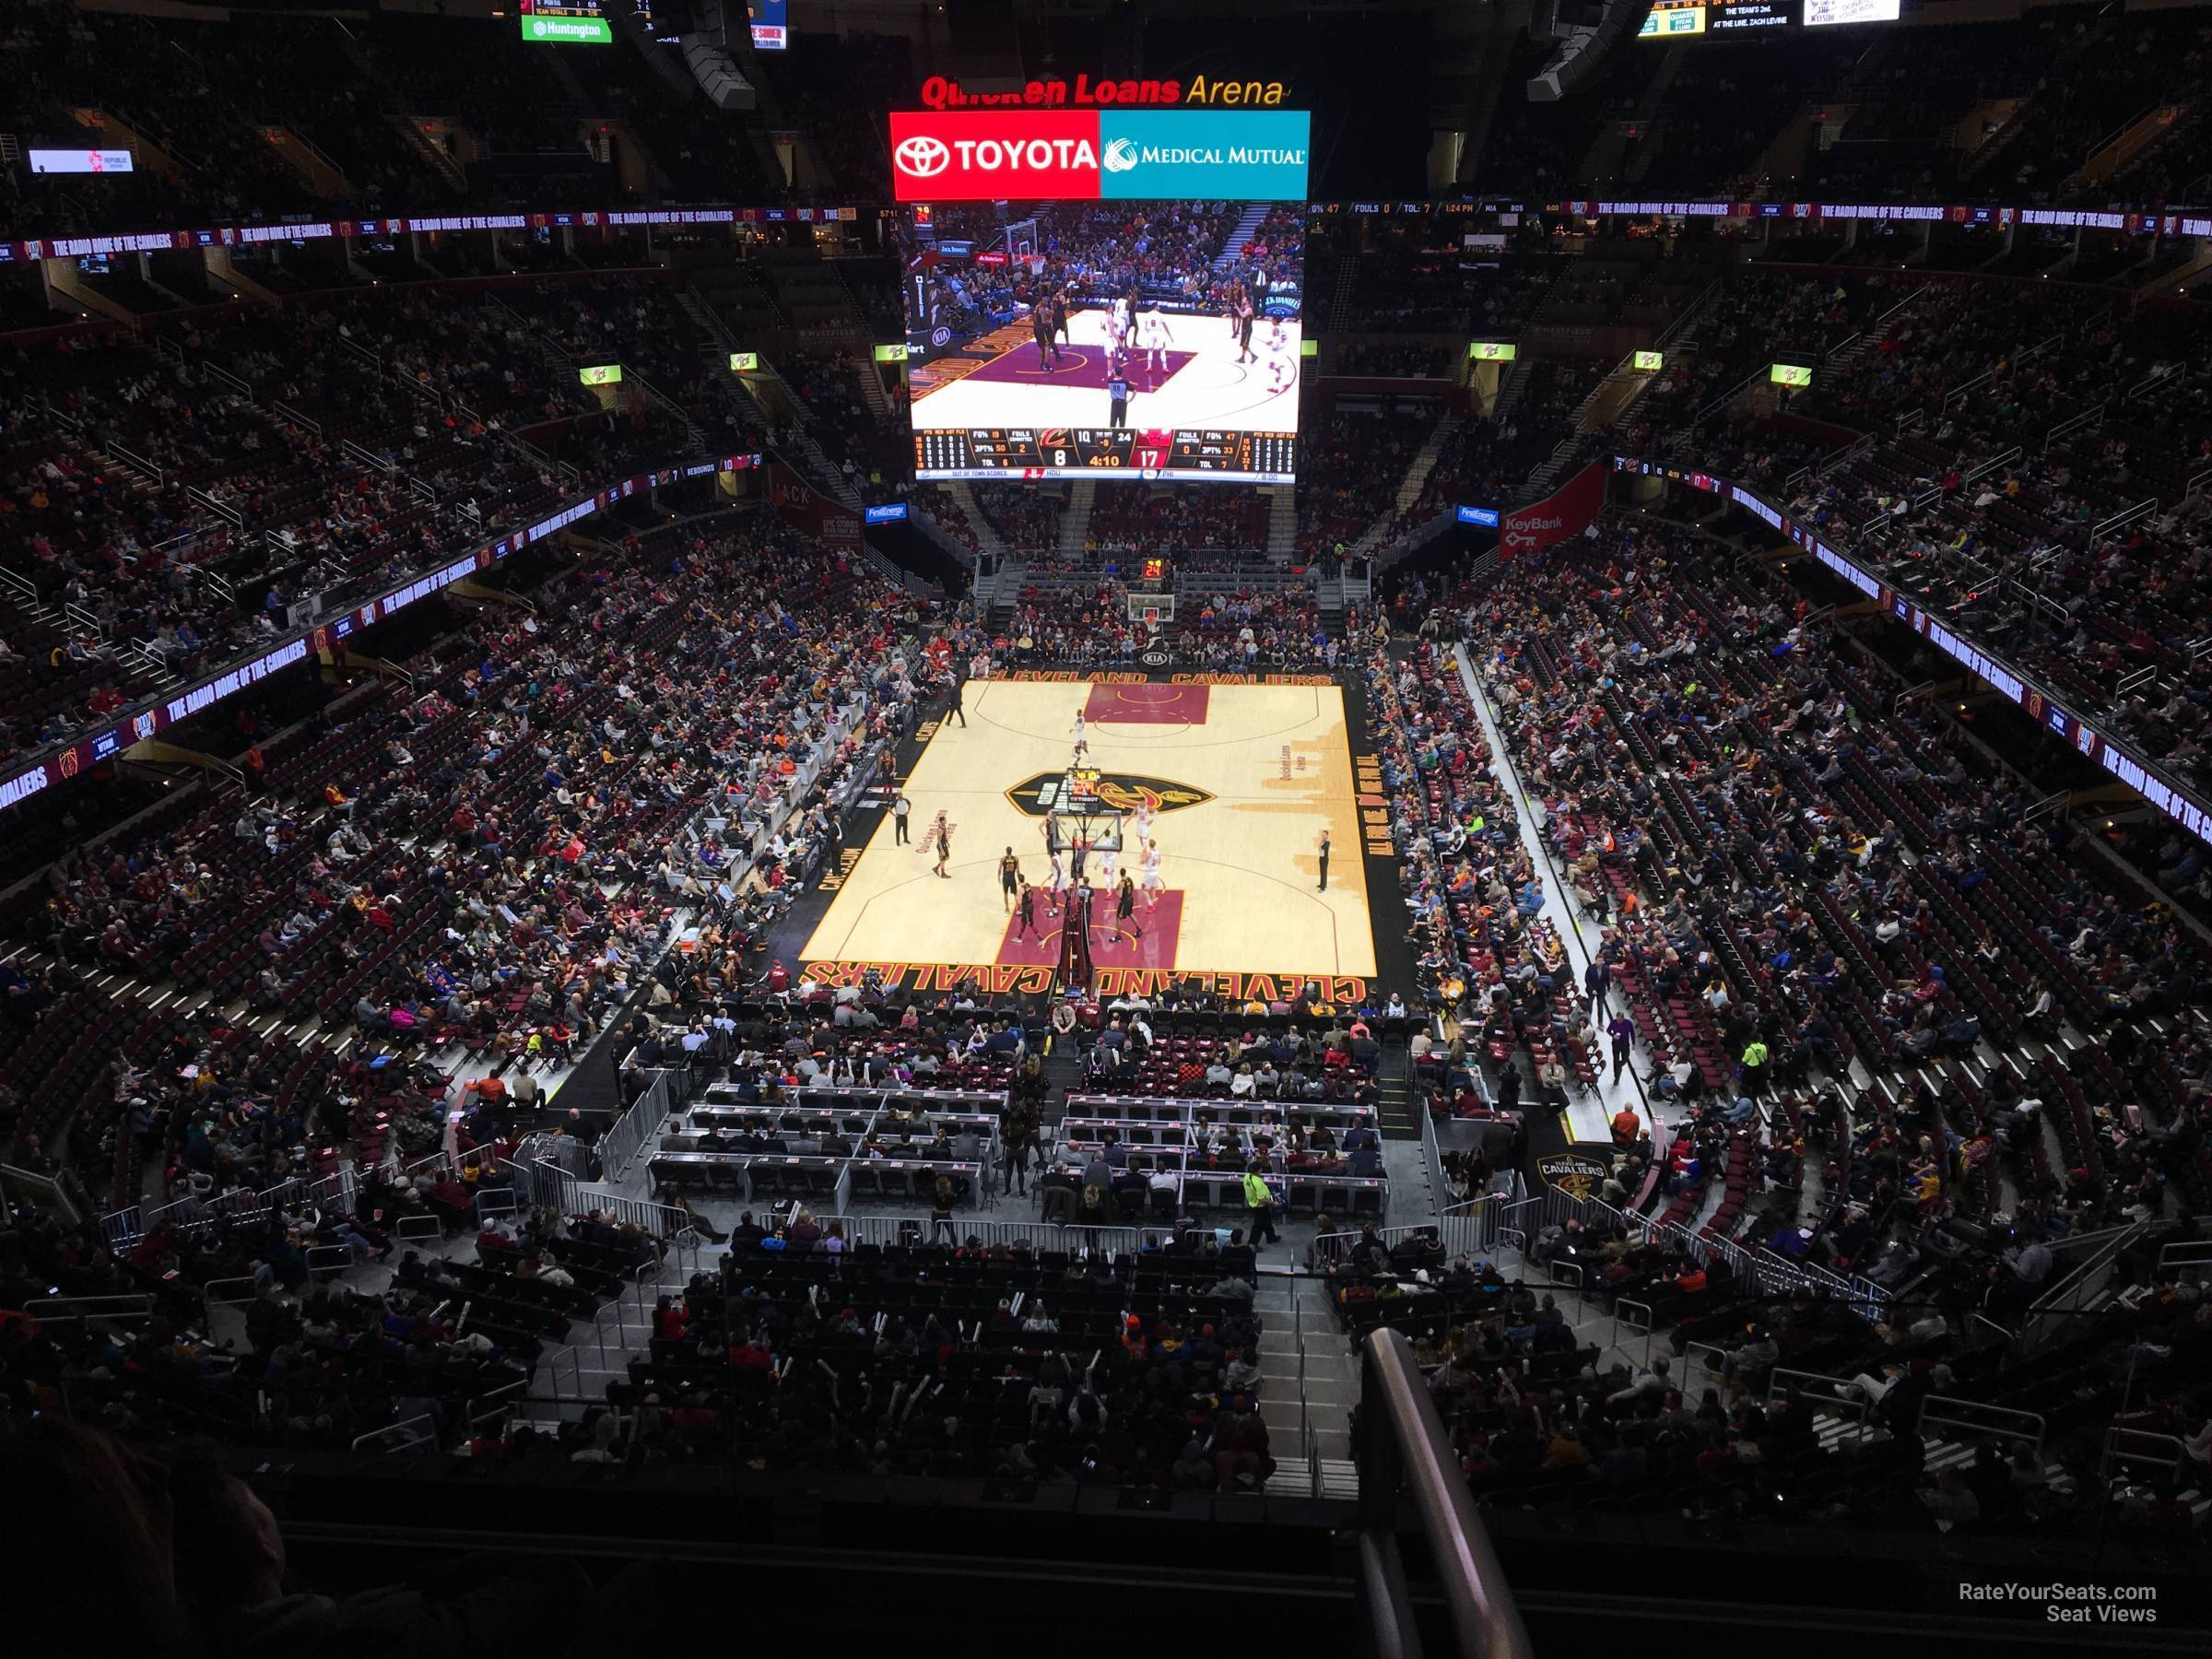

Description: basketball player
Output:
[1225,280,1243,341]
[1235,290,1257,364]
[1053,288,1072,347]
[1031,301,1063,371]
[932,811,952,879]
[1013,877,1039,941]
[1261,318,1295,396]
[1140,309,1173,380]
[1074,876,1096,946]
[999,846,1020,912]
[1115,870,1145,941]
[1131,801,1155,849]
[1097,837,1118,888]
[1047,845,1069,908]
[1140,839,1163,910]
[1071,709,1088,756]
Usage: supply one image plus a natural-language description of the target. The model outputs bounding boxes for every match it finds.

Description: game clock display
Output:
[914,427,1295,483]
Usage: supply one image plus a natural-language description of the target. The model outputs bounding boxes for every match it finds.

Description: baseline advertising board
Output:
[888,110,1310,202]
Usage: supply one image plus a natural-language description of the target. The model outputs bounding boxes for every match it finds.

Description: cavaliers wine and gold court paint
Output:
[801,678,1379,986]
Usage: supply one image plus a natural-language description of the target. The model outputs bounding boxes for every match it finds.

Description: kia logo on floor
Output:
[895,135,950,178]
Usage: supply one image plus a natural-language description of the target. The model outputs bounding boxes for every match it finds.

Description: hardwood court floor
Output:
[801,679,1377,979]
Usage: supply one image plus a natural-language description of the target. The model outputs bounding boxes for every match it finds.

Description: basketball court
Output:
[906,307,1303,438]
[801,678,1375,982]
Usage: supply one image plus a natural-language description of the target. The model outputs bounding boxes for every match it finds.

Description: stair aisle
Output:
[944,480,1008,559]
[1058,481,1095,558]
[1375,1049,1422,1142]
[1266,484,1297,557]
[1353,411,1458,557]
[1211,202,1273,275]
[1261,1274,1359,1495]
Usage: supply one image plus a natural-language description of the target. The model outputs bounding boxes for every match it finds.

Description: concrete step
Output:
[1266,1455,1312,1494]
[1297,1380,1359,1411]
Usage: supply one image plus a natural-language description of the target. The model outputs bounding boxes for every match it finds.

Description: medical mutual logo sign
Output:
[1093,111,1312,198]
[888,110,1310,202]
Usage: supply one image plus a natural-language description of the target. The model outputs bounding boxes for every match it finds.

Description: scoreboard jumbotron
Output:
[914,427,1297,484]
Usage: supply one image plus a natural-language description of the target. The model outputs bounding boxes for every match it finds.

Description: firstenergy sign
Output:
[888,111,1310,202]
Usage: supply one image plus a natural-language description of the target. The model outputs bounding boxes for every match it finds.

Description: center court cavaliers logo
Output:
[1005,771,1213,818]
[895,135,950,179]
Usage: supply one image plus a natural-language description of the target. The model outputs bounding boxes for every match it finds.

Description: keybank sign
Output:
[888,110,1310,202]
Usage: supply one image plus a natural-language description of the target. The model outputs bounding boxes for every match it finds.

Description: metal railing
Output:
[2091,497,2159,538]
[1766,1367,1876,1444]
[21,1293,155,1328]
[2041,401,2105,451]
[597,1065,680,1181]
[108,440,167,484]
[1353,1329,1533,1659]
[2158,1237,2212,1277]
[2004,1220,2144,1353]
[351,1412,438,1453]
[830,1214,1151,1255]
[2102,1426,2186,1480]
[1613,1297,1653,1367]
[203,359,255,399]
[1918,1394,2046,1454]
[272,400,322,437]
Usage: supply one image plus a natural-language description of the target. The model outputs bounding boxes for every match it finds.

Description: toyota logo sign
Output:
[895,135,950,179]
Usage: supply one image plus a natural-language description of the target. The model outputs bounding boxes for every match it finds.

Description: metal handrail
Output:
[1918,1394,2045,1453]
[2157,1237,2212,1275]
[1355,1328,1533,1659]
[1765,1366,1874,1444]
[351,1412,438,1453]
[2103,1426,2186,1480]
[1613,1296,1654,1367]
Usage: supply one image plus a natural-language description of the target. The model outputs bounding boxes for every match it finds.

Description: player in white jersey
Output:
[1070,710,1088,757]
[1262,319,1295,395]
[1131,802,1155,846]
[1047,848,1068,904]
[1140,310,1173,378]
[1140,841,1163,908]
[1097,841,1118,888]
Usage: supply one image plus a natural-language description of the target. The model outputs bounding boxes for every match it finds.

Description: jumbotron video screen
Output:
[888,111,1311,485]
